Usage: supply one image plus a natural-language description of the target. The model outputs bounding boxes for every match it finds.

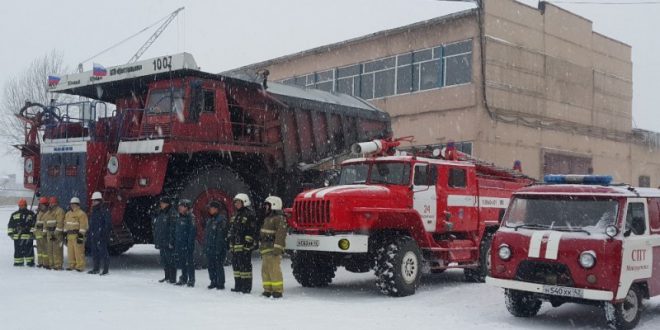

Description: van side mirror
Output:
[631,217,646,235]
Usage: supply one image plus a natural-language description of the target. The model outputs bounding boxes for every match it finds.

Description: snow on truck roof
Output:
[342,155,475,167]
[516,184,660,198]
[47,53,388,120]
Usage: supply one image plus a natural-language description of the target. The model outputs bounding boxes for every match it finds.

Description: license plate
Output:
[296,239,320,248]
[543,285,584,298]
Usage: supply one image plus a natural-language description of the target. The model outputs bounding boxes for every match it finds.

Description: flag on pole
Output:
[93,63,108,77]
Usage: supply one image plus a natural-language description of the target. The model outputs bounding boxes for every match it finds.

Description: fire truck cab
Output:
[286,139,534,296]
[487,175,660,330]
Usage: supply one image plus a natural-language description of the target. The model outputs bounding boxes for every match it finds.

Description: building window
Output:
[280,38,473,99]
[639,175,651,187]
[542,151,592,176]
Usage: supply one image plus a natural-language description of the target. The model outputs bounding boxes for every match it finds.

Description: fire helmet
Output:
[18,198,27,208]
[39,197,49,204]
[233,193,251,207]
[49,196,58,205]
[264,196,283,211]
[91,191,103,201]
[70,197,81,205]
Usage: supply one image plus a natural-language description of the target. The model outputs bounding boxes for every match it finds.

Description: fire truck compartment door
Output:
[618,198,653,300]
[413,164,437,232]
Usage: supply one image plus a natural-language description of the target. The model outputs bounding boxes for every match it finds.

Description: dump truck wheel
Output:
[291,251,336,287]
[178,166,250,268]
[375,237,421,297]
[505,289,542,317]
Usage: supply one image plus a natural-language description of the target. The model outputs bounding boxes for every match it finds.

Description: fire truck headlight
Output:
[107,156,119,175]
[579,251,597,269]
[25,158,34,174]
[498,244,511,261]
[605,225,618,238]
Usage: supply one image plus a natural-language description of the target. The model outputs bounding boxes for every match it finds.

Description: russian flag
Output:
[93,63,108,77]
[47,75,61,86]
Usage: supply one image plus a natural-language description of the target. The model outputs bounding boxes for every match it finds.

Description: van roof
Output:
[515,184,660,198]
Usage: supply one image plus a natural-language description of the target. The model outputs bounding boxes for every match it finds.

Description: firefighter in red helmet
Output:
[7,198,36,266]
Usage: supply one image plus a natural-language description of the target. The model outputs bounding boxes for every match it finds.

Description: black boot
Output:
[272,292,283,299]
[176,275,187,286]
[231,277,242,292]
[88,269,100,274]
[242,278,252,294]
[159,269,168,283]
[262,292,272,298]
[100,270,109,276]
[208,282,217,289]
[168,268,177,284]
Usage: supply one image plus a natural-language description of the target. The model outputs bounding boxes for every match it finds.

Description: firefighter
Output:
[7,198,36,266]
[153,196,177,283]
[259,196,287,298]
[88,192,111,275]
[64,197,89,272]
[32,197,50,268]
[175,199,196,287]
[228,193,257,293]
[204,200,228,290]
[45,197,65,270]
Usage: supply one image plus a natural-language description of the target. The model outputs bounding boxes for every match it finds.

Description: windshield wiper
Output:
[510,223,551,231]
[553,227,591,236]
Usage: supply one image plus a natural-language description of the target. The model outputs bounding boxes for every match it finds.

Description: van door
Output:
[617,198,652,300]
[413,163,437,232]
[645,199,660,296]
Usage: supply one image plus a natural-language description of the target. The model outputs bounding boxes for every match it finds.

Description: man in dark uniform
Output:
[175,199,196,287]
[228,193,257,293]
[88,192,111,275]
[204,200,228,290]
[153,196,177,283]
[7,198,36,266]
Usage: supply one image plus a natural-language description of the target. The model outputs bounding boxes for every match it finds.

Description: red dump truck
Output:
[286,139,534,296]
[16,53,390,255]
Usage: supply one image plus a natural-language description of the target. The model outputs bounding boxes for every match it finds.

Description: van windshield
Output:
[338,162,411,186]
[503,196,619,233]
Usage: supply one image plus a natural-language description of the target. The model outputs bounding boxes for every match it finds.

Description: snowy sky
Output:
[0,0,658,178]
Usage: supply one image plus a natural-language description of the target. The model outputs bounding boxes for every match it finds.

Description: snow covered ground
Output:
[0,206,659,330]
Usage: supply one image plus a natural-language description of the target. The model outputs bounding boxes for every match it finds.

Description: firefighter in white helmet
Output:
[259,196,287,298]
[64,197,88,271]
[228,193,257,293]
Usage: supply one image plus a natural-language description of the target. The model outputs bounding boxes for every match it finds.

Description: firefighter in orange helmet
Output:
[32,197,50,268]
[7,198,36,266]
[46,196,66,270]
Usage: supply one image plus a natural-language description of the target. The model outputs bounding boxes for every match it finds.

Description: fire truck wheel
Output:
[610,286,643,330]
[464,234,493,283]
[504,289,542,317]
[291,251,336,287]
[375,237,421,297]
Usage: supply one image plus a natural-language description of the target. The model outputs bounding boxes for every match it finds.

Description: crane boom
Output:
[127,6,184,64]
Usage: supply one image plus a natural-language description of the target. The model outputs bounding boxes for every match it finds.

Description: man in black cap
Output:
[204,200,228,289]
[175,199,196,287]
[152,196,178,283]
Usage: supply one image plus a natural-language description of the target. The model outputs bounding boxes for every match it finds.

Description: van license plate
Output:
[296,239,320,248]
[543,285,584,298]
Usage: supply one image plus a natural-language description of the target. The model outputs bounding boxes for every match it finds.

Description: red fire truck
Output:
[285,138,534,296]
[487,175,660,330]
[15,53,390,255]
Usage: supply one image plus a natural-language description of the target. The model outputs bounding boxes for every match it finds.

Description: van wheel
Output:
[607,286,643,330]
[291,251,336,287]
[505,289,542,317]
[464,234,493,282]
[374,237,422,297]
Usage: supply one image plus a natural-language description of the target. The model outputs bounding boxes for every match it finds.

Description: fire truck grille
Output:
[294,200,331,226]
[515,261,574,287]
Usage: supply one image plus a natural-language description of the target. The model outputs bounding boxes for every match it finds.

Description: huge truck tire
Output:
[178,166,251,268]
[375,237,422,297]
[606,286,643,330]
[464,234,493,282]
[108,243,134,256]
[291,251,336,287]
[504,289,542,317]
